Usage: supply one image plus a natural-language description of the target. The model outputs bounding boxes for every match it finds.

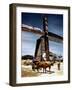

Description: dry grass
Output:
[21,60,32,66]
[21,70,41,77]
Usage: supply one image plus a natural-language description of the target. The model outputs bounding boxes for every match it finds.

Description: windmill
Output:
[35,16,50,61]
[22,16,63,62]
[35,16,63,61]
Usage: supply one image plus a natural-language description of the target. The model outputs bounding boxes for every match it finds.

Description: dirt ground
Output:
[21,60,63,77]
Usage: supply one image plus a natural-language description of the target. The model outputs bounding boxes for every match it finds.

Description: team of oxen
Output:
[32,59,57,73]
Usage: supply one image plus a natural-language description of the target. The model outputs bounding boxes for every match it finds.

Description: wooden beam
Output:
[22,27,63,43]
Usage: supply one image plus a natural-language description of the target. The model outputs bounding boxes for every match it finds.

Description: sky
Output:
[21,13,63,57]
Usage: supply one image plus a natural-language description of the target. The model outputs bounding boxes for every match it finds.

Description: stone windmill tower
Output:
[35,16,49,61]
